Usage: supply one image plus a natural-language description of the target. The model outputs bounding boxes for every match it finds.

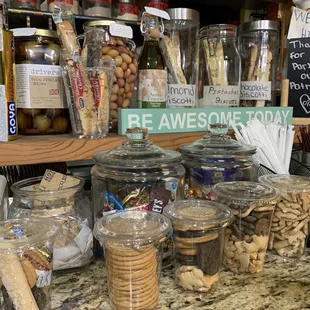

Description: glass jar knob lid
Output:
[126,127,149,140]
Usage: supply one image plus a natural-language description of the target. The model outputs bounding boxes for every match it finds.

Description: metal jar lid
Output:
[84,20,116,28]
[238,20,280,33]
[166,8,200,22]
[12,28,58,39]
[200,24,237,38]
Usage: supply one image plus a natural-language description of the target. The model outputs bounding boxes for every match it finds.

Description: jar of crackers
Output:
[163,200,233,292]
[0,217,59,309]
[94,210,172,310]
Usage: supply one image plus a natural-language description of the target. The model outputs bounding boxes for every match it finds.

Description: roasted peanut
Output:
[121,62,128,71]
[129,63,137,74]
[112,84,119,95]
[124,68,131,79]
[118,87,125,96]
[102,55,113,60]
[110,94,118,102]
[127,74,136,84]
[111,102,118,110]
[115,67,124,79]
[114,55,123,67]
[107,49,119,58]
[117,78,125,87]
[116,96,123,107]
[102,46,111,54]
[121,53,132,64]
[124,83,131,93]
[122,99,130,108]
[126,92,133,99]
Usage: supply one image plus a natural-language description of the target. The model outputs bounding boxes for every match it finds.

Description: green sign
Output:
[118,107,293,135]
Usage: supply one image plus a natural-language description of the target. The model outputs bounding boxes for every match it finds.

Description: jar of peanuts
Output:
[83,21,138,131]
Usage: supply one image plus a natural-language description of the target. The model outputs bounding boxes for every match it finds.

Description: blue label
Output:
[8,102,17,135]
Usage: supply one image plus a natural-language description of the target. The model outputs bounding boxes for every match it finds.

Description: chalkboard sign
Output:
[288,38,310,117]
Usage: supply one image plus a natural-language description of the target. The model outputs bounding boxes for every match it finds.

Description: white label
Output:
[288,7,310,39]
[203,85,240,107]
[15,64,63,109]
[36,269,52,287]
[0,29,3,52]
[240,81,271,101]
[109,24,133,39]
[167,84,196,107]
[144,6,170,19]
[11,28,37,37]
[0,85,6,141]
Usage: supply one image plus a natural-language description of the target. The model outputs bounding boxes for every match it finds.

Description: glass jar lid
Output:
[163,200,233,230]
[94,210,172,246]
[200,24,237,38]
[212,181,280,205]
[180,124,256,159]
[93,128,182,169]
[259,174,310,192]
[0,218,59,251]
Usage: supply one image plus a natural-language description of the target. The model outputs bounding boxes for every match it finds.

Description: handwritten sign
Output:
[167,84,196,107]
[203,86,239,107]
[288,7,310,39]
[240,81,271,100]
[118,107,293,135]
[287,38,310,117]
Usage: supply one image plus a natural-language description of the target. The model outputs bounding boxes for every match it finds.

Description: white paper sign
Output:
[109,24,133,39]
[167,84,196,107]
[288,7,310,39]
[240,81,271,100]
[203,85,240,107]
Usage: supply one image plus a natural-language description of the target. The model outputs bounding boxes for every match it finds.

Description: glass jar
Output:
[83,0,111,17]
[14,29,69,135]
[212,182,279,274]
[238,20,280,107]
[199,24,241,107]
[259,174,310,258]
[48,0,79,14]
[83,21,137,131]
[9,0,39,10]
[180,124,258,198]
[94,211,172,310]
[0,217,59,310]
[163,200,233,292]
[163,8,200,108]
[143,0,168,10]
[112,0,139,21]
[9,176,93,271]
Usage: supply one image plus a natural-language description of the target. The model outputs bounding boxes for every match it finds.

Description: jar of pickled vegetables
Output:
[13,28,70,135]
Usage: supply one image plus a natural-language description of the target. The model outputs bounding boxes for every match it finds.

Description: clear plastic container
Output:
[83,0,111,17]
[212,181,279,274]
[199,24,241,107]
[238,20,280,107]
[9,176,93,271]
[94,210,172,310]
[180,124,258,198]
[162,8,200,108]
[259,174,310,258]
[0,217,59,310]
[163,200,233,292]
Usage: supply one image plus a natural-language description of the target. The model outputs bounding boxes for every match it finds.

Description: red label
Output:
[148,1,168,10]
[90,76,101,107]
[118,3,138,15]
[88,0,110,3]
[49,0,73,4]
[68,62,85,110]
[14,0,38,4]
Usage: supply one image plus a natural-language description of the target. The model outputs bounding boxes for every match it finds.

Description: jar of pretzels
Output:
[94,211,172,310]
[163,200,233,292]
[83,21,138,131]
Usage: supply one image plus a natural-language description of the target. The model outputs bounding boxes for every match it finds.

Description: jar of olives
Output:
[13,28,70,135]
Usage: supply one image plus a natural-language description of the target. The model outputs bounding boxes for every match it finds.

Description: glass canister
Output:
[0,217,59,310]
[143,0,168,10]
[238,20,280,107]
[83,0,111,17]
[180,124,257,199]
[259,174,310,258]
[199,24,241,107]
[8,176,93,271]
[94,211,172,310]
[82,21,137,131]
[112,0,139,21]
[162,8,200,108]
[14,29,69,135]
[212,182,279,274]
[163,200,233,292]
[9,0,39,10]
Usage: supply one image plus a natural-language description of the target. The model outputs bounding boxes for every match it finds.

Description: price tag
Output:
[11,28,37,37]
[167,84,196,107]
[203,85,240,107]
[109,24,133,39]
[240,81,271,101]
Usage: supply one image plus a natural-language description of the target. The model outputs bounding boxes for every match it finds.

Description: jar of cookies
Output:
[13,28,70,135]
[212,181,279,274]
[8,175,93,271]
[163,200,233,292]
[94,210,172,310]
[259,175,310,258]
[0,217,59,310]
[82,21,137,131]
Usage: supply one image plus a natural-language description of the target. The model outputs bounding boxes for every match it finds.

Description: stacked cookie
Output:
[105,243,158,310]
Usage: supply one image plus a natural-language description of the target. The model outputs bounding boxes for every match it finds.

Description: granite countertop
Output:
[52,253,310,310]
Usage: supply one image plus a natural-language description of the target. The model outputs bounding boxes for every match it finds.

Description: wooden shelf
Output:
[0,132,206,166]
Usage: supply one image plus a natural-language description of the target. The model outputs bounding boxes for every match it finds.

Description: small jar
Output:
[83,0,111,17]
[199,24,241,107]
[143,0,168,10]
[259,174,310,258]
[0,217,59,310]
[14,29,69,135]
[212,182,279,274]
[238,20,280,107]
[9,176,93,271]
[163,200,233,292]
[48,0,79,14]
[112,0,139,21]
[9,0,39,10]
[94,211,172,310]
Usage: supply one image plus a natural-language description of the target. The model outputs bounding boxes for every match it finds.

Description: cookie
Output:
[175,242,197,249]
[178,248,197,255]
[176,232,218,244]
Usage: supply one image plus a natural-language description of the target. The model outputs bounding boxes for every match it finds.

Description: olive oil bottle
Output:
[138,11,167,108]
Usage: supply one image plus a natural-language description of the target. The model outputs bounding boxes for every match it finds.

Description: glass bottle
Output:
[138,12,167,108]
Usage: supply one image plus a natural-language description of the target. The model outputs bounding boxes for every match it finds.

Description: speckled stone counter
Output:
[52,253,310,310]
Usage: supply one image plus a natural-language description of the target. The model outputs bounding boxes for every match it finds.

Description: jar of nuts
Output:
[83,21,138,131]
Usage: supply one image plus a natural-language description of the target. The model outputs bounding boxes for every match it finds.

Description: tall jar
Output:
[83,0,111,17]
[8,176,93,271]
[180,124,258,199]
[238,20,280,107]
[0,217,59,310]
[162,8,200,108]
[259,174,310,258]
[199,24,241,107]
[13,29,70,135]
